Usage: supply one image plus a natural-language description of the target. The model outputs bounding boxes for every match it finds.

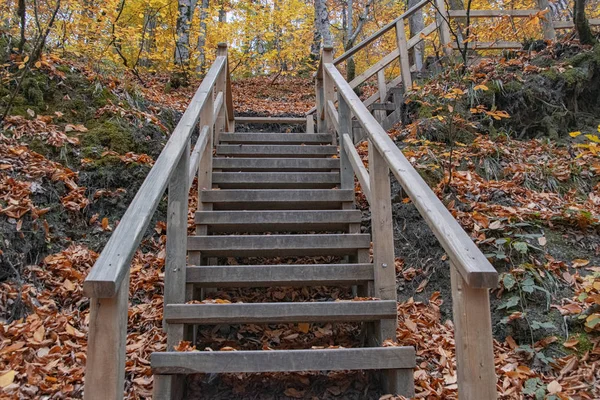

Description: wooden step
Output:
[212,158,340,172]
[200,189,354,210]
[152,347,416,374]
[212,172,339,189]
[187,234,370,257]
[164,300,396,324]
[219,133,332,144]
[216,145,337,158]
[195,210,361,233]
[186,263,374,287]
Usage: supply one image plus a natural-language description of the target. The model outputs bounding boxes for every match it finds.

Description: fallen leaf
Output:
[0,370,15,388]
[298,323,309,333]
[547,380,562,394]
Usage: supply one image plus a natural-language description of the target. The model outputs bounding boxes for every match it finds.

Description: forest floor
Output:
[1,40,600,399]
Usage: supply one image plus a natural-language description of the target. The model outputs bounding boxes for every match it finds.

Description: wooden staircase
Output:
[82,43,499,400]
[151,129,416,398]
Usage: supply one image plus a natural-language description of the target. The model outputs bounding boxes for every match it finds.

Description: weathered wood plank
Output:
[84,271,129,400]
[235,117,307,124]
[553,19,600,29]
[450,41,523,50]
[451,265,498,400]
[212,171,340,189]
[325,63,498,288]
[395,19,412,90]
[219,133,332,144]
[83,57,226,299]
[407,22,437,50]
[164,300,397,324]
[333,0,429,65]
[216,144,338,158]
[188,234,371,257]
[188,126,210,190]
[152,347,416,374]
[212,157,339,172]
[307,115,315,133]
[200,189,354,210]
[186,263,374,287]
[536,0,556,40]
[342,134,371,203]
[195,209,360,225]
[448,9,540,18]
[327,100,340,135]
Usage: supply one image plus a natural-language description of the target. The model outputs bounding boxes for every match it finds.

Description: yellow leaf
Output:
[474,84,489,91]
[0,370,15,387]
[23,56,29,63]
[572,259,589,268]
[298,323,310,333]
[585,134,600,143]
[569,131,582,137]
[18,63,25,69]
[35,61,41,68]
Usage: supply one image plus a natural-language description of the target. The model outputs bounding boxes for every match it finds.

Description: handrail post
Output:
[394,19,412,90]
[338,96,354,190]
[450,263,497,400]
[322,46,335,138]
[435,0,452,57]
[315,71,325,133]
[216,43,228,141]
[84,271,130,400]
[536,0,556,41]
[368,141,412,394]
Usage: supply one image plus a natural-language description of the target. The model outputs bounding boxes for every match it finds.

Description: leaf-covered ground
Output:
[2,42,600,399]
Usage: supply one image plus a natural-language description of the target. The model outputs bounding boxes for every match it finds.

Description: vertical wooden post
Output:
[537,0,556,41]
[84,272,130,400]
[316,73,325,133]
[164,142,190,348]
[435,0,452,57]
[215,43,228,142]
[306,115,315,133]
[338,97,354,191]
[394,19,413,90]
[368,141,397,340]
[450,264,497,400]
[369,141,412,396]
[375,70,387,123]
[322,46,335,138]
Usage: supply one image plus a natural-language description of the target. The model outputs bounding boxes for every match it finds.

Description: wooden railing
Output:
[317,46,499,399]
[309,0,600,118]
[82,43,234,400]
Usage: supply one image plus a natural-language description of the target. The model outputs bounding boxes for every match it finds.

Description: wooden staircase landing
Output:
[151,127,416,398]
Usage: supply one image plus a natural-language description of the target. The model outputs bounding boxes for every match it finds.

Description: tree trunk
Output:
[310,1,322,62]
[18,0,26,53]
[174,0,195,68]
[196,0,209,74]
[407,0,425,71]
[315,0,333,48]
[345,0,355,81]
[574,0,596,45]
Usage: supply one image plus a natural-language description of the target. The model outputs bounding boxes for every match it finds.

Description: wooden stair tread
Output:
[164,300,397,324]
[220,133,332,144]
[213,171,340,189]
[151,347,416,374]
[212,157,340,171]
[186,263,373,287]
[200,189,354,210]
[187,233,370,257]
[216,144,338,158]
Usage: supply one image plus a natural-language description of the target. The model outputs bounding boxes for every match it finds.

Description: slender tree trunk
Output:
[574,0,596,45]
[196,0,209,74]
[407,0,424,71]
[174,0,195,68]
[310,5,322,62]
[315,0,332,48]
[18,0,26,53]
[346,0,356,81]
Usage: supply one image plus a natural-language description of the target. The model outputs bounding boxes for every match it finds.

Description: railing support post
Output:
[537,0,556,41]
[322,46,335,138]
[84,272,130,400]
[338,97,354,190]
[215,43,228,141]
[394,19,413,90]
[450,264,497,400]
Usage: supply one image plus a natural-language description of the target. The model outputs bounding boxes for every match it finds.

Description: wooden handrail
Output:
[333,0,429,65]
[324,62,497,289]
[84,45,233,400]
[83,56,227,299]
